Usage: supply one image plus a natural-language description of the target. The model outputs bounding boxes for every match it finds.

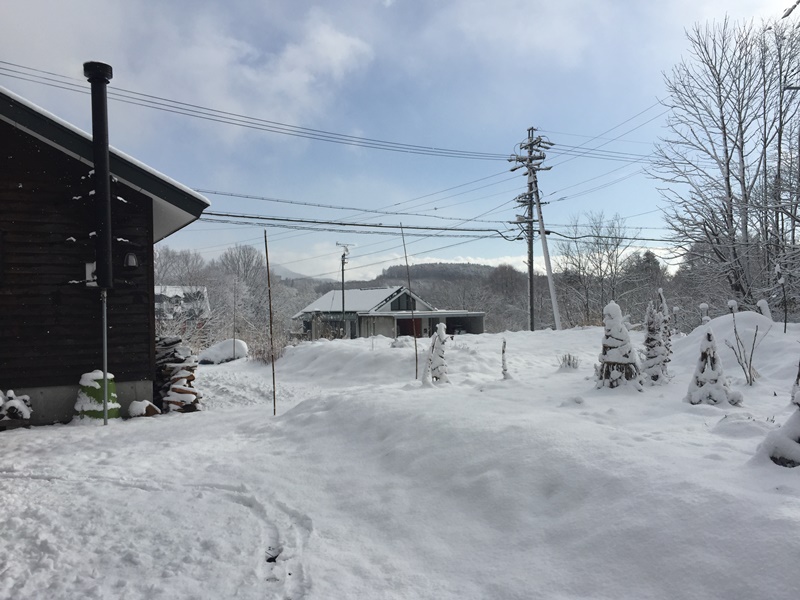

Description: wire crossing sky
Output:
[0,0,783,279]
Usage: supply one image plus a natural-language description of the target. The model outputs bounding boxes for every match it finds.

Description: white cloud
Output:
[0,2,373,148]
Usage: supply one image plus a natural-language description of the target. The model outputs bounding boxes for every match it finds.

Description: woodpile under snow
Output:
[155,337,202,413]
[1,390,32,426]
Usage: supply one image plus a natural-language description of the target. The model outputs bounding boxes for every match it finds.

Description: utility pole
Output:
[336,242,351,338]
[508,127,562,330]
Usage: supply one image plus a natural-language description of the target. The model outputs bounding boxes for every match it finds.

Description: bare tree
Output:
[154,246,206,285]
[554,212,639,326]
[654,18,800,305]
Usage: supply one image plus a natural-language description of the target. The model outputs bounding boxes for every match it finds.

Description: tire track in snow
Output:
[0,471,313,599]
[217,486,313,599]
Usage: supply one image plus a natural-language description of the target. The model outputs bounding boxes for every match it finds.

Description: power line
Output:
[304,235,498,279]
[0,61,664,166]
[0,62,507,161]
[199,217,491,238]
[202,210,514,235]
[195,188,510,224]
[546,102,665,167]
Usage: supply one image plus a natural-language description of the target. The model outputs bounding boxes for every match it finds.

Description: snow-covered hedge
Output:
[199,339,249,364]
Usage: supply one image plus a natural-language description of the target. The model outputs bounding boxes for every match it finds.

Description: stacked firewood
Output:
[1,390,32,425]
[155,337,202,413]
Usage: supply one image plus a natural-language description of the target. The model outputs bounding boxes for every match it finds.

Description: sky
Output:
[0,0,788,280]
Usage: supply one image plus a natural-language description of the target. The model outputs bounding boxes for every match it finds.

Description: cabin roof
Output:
[293,286,440,319]
[0,85,209,241]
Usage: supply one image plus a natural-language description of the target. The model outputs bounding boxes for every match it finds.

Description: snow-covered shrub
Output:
[595,301,643,391]
[391,336,415,349]
[128,400,161,418]
[756,299,772,321]
[755,410,800,468]
[723,310,766,386]
[1,390,32,420]
[790,358,800,408]
[642,301,667,385]
[684,327,742,406]
[199,338,248,364]
[728,299,738,313]
[422,323,450,385]
[502,338,512,379]
[558,353,580,370]
[74,371,121,421]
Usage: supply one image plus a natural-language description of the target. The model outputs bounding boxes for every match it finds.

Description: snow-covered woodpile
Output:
[155,337,202,413]
[1,390,33,428]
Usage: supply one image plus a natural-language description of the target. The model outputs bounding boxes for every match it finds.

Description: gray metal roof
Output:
[293,287,438,319]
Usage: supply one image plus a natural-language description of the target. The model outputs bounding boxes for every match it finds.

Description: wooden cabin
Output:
[293,286,485,340]
[0,86,209,424]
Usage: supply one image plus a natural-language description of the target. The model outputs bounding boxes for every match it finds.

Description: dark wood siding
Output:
[0,120,155,389]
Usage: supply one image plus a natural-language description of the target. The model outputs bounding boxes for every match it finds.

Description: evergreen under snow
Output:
[684,326,742,406]
[596,300,643,390]
[642,301,668,385]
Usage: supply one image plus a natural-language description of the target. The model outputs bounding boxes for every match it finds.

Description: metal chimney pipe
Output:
[83,61,113,289]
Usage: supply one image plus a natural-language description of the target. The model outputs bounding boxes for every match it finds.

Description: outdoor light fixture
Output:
[123,252,139,270]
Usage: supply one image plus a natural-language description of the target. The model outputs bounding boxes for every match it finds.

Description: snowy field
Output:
[3,313,800,599]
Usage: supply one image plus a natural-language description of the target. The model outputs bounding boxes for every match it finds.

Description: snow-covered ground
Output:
[3,313,800,599]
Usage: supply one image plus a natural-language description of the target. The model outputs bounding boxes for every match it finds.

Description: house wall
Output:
[0,121,156,423]
[10,380,153,425]
[359,315,395,338]
[444,315,484,335]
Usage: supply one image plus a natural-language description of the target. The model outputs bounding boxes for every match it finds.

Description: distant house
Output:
[0,86,210,424]
[293,286,484,340]
[155,286,211,321]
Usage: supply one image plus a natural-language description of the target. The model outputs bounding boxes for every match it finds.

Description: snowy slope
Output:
[2,315,800,599]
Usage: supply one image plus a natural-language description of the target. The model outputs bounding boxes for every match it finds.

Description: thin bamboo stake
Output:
[264,230,277,416]
[400,223,419,378]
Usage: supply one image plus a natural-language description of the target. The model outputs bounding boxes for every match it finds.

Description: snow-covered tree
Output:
[422,323,450,385]
[658,288,672,372]
[653,19,800,305]
[790,357,800,408]
[596,301,643,390]
[642,302,667,385]
[685,327,743,406]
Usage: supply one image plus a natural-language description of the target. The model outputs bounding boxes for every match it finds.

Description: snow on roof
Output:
[294,287,403,318]
[0,85,209,241]
[155,285,208,298]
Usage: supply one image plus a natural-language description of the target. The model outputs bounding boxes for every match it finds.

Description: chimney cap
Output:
[83,61,113,83]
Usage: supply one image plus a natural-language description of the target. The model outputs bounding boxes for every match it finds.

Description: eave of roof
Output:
[360,310,485,317]
[0,85,210,241]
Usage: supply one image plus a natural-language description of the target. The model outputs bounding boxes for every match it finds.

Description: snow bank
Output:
[4,323,800,599]
[199,339,248,364]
